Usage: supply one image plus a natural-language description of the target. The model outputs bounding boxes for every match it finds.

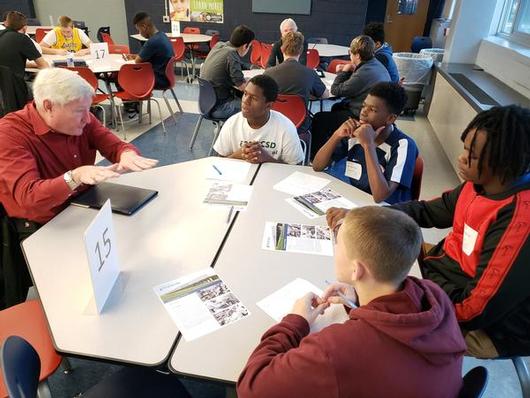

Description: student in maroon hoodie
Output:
[237,206,466,398]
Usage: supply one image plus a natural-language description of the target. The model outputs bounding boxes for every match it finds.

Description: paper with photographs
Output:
[273,171,330,196]
[206,159,251,183]
[203,181,253,210]
[286,188,357,219]
[257,278,350,333]
[154,268,249,341]
[262,222,333,256]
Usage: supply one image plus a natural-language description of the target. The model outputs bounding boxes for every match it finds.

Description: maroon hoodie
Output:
[237,277,466,398]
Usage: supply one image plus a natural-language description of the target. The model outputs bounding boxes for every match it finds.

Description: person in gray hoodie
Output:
[310,35,390,159]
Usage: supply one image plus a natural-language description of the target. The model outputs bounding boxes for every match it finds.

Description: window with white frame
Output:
[498,0,530,45]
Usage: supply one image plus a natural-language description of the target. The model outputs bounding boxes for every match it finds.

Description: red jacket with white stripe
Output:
[393,178,530,356]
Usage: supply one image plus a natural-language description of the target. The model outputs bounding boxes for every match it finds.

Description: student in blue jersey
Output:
[313,82,417,204]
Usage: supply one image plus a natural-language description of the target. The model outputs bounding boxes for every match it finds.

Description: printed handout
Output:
[286,188,357,219]
[262,222,334,256]
[153,269,250,341]
[273,171,330,196]
[203,181,253,211]
[257,278,350,333]
[206,159,251,183]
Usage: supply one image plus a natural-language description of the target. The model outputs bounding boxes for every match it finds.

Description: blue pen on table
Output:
[212,164,223,175]
[324,280,357,308]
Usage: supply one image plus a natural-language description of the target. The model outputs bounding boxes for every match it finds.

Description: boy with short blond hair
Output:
[238,206,465,398]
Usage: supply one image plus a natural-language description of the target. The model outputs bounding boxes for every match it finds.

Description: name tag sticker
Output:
[462,223,479,256]
[345,161,362,180]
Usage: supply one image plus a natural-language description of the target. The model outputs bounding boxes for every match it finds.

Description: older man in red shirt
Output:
[0,67,157,307]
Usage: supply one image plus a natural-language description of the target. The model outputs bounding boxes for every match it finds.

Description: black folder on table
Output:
[52,59,88,67]
[71,182,158,215]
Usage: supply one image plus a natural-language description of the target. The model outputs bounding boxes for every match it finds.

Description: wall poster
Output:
[169,0,224,23]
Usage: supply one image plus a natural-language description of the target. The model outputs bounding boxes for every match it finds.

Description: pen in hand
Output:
[325,280,357,308]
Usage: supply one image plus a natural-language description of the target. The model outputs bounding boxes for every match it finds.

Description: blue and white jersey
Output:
[331,125,418,204]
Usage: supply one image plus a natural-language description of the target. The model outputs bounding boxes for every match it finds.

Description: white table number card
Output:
[90,42,109,61]
[171,20,180,35]
[84,199,120,313]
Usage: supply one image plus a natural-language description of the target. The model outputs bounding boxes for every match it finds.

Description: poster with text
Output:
[170,0,224,23]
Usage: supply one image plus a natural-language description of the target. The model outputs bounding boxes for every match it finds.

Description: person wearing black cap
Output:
[200,25,255,119]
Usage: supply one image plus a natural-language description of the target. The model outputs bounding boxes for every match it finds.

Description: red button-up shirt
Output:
[0,103,139,223]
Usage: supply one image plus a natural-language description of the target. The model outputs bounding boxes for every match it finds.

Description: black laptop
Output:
[52,59,88,67]
[71,182,158,215]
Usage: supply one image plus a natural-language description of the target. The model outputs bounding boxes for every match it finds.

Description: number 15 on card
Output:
[84,199,120,313]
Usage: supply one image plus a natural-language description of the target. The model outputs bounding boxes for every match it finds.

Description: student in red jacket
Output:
[237,206,465,398]
[327,105,530,359]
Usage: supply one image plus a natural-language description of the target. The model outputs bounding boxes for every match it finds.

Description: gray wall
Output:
[125,0,368,53]
[33,0,129,45]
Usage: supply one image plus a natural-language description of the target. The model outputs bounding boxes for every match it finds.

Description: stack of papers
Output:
[154,269,250,341]
[262,221,334,256]
[273,171,330,196]
[203,181,253,211]
[287,188,356,219]
[206,159,251,183]
[257,278,350,333]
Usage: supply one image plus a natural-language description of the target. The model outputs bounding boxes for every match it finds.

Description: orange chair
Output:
[272,94,309,163]
[100,32,115,45]
[250,40,262,67]
[114,63,167,134]
[0,300,62,397]
[159,56,183,122]
[34,28,52,43]
[306,49,320,69]
[108,44,130,54]
[411,155,424,201]
[68,66,111,128]
[260,43,273,69]
[327,59,350,73]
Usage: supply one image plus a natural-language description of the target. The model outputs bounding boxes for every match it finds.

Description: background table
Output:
[27,53,131,74]
[311,43,350,57]
[130,33,211,44]
[22,158,258,366]
[169,163,422,382]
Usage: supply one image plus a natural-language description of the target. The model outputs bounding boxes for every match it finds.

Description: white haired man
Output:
[0,67,157,307]
[266,18,308,67]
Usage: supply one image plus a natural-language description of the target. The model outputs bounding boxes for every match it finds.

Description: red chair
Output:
[272,94,309,164]
[114,63,167,134]
[327,59,350,73]
[35,28,52,43]
[100,32,115,45]
[193,33,220,60]
[0,300,63,397]
[306,49,320,69]
[260,43,273,69]
[411,155,424,201]
[183,27,200,34]
[69,66,112,129]
[159,56,183,123]
[169,36,190,78]
[250,40,262,67]
[108,44,130,54]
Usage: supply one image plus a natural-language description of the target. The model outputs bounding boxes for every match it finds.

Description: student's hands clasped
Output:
[353,124,385,148]
[240,142,275,164]
[332,118,361,141]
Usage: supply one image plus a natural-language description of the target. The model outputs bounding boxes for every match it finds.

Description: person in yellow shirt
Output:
[39,16,92,55]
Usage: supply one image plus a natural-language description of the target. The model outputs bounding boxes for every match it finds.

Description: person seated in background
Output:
[264,31,327,134]
[0,11,48,110]
[266,18,307,67]
[313,82,417,204]
[363,22,400,83]
[213,75,304,165]
[327,105,530,360]
[310,35,390,159]
[237,206,465,398]
[0,67,157,307]
[201,25,255,119]
[40,15,92,55]
[129,12,174,90]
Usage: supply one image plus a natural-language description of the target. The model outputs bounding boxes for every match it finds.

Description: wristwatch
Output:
[63,170,80,191]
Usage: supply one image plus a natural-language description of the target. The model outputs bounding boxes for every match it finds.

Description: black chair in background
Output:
[26,18,41,26]
[73,20,89,36]
[97,26,111,43]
